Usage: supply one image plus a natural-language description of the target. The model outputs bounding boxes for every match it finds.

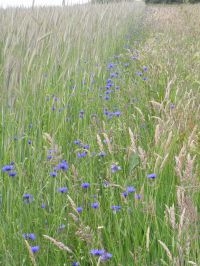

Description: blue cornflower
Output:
[74,140,81,145]
[79,110,84,118]
[90,249,105,256]
[136,71,143,76]
[72,262,79,266]
[147,173,157,179]
[135,194,142,199]
[91,202,99,209]
[81,183,90,189]
[122,191,128,198]
[58,187,68,193]
[111,164,121,173]
[41,203,46,208]
[82,144,90,150]
[143,66,148,72]
[98,151,106,157]
[126,186,136,193]
[23,233,36,241]
[76,207,83,213]
[110,72,118,78]
[2,164,14,172]
[23,194,34,204]
[54,160,69,171]
[77,151,87,158]
[107,63,115,69]
[111,205,121,212]
[8,171,17,177]
[113,111,121,117]
[100,252,112,261]
[50,171,57,177]
[31,246,40,253]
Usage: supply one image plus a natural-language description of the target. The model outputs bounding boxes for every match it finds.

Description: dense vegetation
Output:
[0,2,200,265]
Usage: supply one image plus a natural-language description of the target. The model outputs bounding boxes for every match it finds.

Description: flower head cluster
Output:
[54,160,69,171]
[2,162,17,177]
[90,249,112,261]
[111,164,121,173]
[23,193,34,204]
[22,233,36,240]
[147,173,157,179]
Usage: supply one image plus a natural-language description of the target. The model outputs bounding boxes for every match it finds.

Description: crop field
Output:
[0,2,200,265]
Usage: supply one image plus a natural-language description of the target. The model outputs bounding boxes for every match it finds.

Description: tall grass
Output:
[0,2,199,266]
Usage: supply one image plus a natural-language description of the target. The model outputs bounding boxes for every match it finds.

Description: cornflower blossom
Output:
[72,263,79,266]
[126,186,136,193]
[98,151,106,157]
[100,252,112,261]
[111,164,121,173]
[90,249,112,261]
[57,187,68,193]
[111,205,121,212]
[90,249,105,256]
[2,163,15,172]
[76,207,83,213]
[31,246,40,253]
[50,171,57,177]
[8,171,17,177]
[54,160,69,171]
[23,233,36,241]
[23,194,34,204]
[91,202,99,209]
[135,194,142,199]
[77,151,87,158]
[81,183,90,189]
[147,173,157,179]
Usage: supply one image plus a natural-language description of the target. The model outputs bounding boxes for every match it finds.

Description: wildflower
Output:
[111,164,121,173]
[111,205,121,212]
[91,202,99,209]
[50,171,57,177]
[76,207,83,213]
[23,233,36,241]
[79,110,84,118]
[98,151,106,157]
[107,63,115,69]
[147,173,157,179]
[58,187,68,193]
[122,191,128,198]
[23,194,34,204]
[74,140,81,145]
[113,110,121,117]
[135,194,142,199]
[136,71,143,76]
[2,164,14,172]
[8,171,17,177]
[90,249,112,261]
[100,252,112,261]
[90,249,105,256]
[41,203,46,208]
[54,160,69,171]
[126,186,136,193]
[31,246,40,253]
[77,151,87,158]
[81,183,90,189]
[82,144,90,150]
[143,66,148,71]
[72,263,79,266]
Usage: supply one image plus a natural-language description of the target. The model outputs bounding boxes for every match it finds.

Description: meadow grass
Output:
[0,2,200,266]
